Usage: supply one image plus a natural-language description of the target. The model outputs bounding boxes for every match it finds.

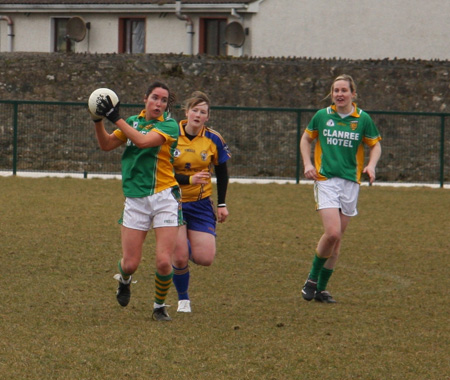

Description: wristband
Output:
[217,204,227,208]
[189,176,193,185]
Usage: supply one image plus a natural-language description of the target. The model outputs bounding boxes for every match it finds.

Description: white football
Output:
[88,88,119,118]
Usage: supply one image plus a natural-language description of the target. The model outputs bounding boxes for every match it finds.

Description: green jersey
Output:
[305,103,381,183]
[113,110,179,197]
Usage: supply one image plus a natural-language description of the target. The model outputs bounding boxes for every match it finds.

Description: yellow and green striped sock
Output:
[154,270,173,306]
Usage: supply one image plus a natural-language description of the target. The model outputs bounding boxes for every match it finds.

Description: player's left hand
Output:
[363,165,376,184]
[217,207,228,223]
[96,95,121,123]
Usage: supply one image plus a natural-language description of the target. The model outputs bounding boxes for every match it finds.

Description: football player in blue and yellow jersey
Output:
[300,74,382,303]
[93,81,182,321]
[171,91,231,313]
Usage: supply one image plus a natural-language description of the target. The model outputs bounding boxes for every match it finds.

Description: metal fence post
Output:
[296,110,302,184]
[439,115,446,188]
[12,102,18,175]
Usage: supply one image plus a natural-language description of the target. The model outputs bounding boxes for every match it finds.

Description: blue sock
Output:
[172,264,190,300]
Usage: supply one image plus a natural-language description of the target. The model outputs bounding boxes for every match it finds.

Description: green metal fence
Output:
[0,100,449,187]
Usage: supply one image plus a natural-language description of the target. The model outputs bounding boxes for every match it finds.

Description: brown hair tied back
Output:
[145,81,176,112]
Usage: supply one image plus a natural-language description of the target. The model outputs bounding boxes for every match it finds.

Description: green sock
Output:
[309,254,327,281]
[154,271,173,306]
[118,259,131,280]
[317,268,334,292]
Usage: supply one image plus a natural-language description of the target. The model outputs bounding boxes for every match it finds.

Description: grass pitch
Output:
[1,176,448,380]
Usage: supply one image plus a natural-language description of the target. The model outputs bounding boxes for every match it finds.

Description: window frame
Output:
[199,17,228,56]
[53,17,72,53]
[118,17,146,54]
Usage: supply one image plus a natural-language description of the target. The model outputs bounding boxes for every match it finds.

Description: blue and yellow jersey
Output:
[305,103,381,184]
[174,120,231,202]
[113,110,179,197]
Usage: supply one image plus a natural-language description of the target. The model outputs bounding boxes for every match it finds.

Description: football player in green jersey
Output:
[300,74,382,303]
[92,81,182,321]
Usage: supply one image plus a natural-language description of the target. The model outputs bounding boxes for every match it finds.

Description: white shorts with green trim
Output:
[122,188,181,231]
[314,177,360,217]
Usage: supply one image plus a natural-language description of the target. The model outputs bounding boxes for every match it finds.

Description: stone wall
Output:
[0,52,449,112]
[1,53,449,183]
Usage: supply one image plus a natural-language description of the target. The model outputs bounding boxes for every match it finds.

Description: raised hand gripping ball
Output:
[88,88,119,119]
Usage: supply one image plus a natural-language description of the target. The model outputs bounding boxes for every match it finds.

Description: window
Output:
[53,18,72,52]
[199,18,227,56]
[119,18,145,53]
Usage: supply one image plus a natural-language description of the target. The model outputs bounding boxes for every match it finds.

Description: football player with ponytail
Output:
[300,74,381,303]
[92,81,181,321]
[171,91,231,313]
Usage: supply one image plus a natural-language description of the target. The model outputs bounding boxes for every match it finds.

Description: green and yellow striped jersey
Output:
[113,110,179,197]
[305,103,381,184]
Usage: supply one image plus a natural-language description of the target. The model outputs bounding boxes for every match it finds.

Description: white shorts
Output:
[314,178,360,217]
[122,188,181,231]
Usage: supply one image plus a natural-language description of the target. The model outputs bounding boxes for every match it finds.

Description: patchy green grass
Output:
[1,177,448,380]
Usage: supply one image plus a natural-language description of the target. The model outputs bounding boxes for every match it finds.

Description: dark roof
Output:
[0,0,258,4]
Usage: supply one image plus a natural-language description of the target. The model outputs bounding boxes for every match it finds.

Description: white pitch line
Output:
[0,171,448,189]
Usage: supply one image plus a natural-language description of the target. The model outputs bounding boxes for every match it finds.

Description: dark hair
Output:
[145,81,176,111]
[183,91,211,115]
